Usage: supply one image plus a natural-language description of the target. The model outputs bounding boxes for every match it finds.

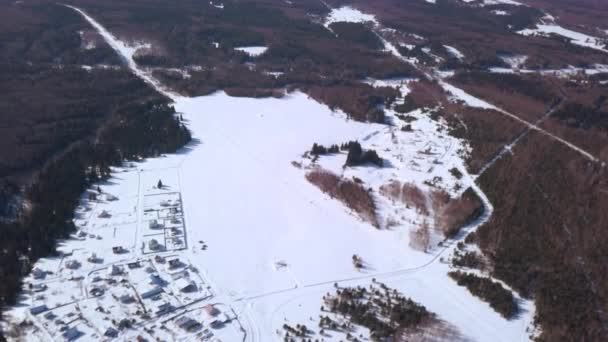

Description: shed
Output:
[119,293,135,304]
[62,327,82,341]
[155,302,173,315]
[204,304,219,317]
[149,239,162,250]
[175,278,196,293]
[168,258,182,269]
[104,327,118,338]
[127,261,141,269]
[107,264,122,276]
[65,260,80,269]
[105,194,118,201]
[98,210,111,218]
[175,316,201,331]
[43,311,56,320]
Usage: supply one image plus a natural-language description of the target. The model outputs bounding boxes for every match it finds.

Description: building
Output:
[105,193,118,201]
[149,273,165,286]
[175,316,201,332]
[32,284,47,292]
[170,270,189,280]
[62,327,82,341]
[29,304,48,315]
[149,239,162,251]
[43,311,57,320]
[209,319,224,329]
[168,258,182,269]
[65,260,80,269]
[32,268,46,279]
[155,302,173,316]
[107,264,122,276]
[119,293,135,304]
[175,278,196,293]
[104,327,118,338]
[149,219,161,229]
[140,286,163,299]
[127,261,141,269]
[87,253,100,263]
[154,255,165,263]
[118,318,131,330]
[90,286,104,297]
[98,210,111,218]
[204,304,219,317]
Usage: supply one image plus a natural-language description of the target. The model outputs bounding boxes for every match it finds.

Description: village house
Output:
[175,316,201,332]
[29,304,48,315]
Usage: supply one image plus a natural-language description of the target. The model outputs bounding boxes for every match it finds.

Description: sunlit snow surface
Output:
[2,5,539,342]
[234,46,268,56]
[519,22,608,53]
[324,6,377,26]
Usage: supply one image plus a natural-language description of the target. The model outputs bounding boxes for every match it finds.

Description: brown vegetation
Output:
[379,181,428,215]
[306,168,379,227]
[431,188,483,239]
[451,71,562,121]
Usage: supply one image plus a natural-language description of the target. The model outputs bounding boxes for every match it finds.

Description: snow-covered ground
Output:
[488,64,608,77]
[460,0,522,6]
[518,15,608,54]
[324,6,377,27]
[2,5,540,342]
[234,46,268,57]
[444,45,465,60]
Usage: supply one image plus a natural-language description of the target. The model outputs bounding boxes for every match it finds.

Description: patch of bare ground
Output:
[306,168,379,227]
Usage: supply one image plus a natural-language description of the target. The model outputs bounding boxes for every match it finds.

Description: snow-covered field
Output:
[324,6,377,27]
[518,15,608,54]
[2,5,539,342]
